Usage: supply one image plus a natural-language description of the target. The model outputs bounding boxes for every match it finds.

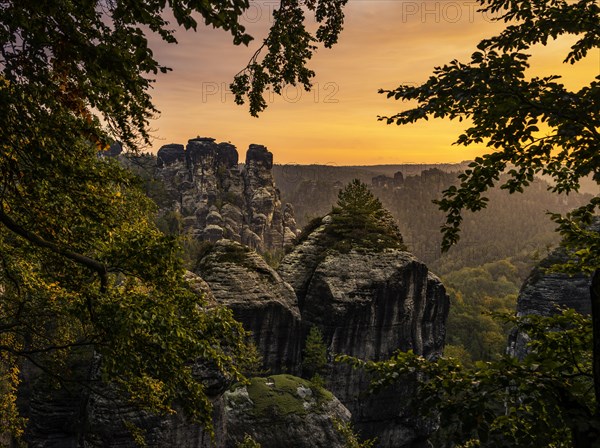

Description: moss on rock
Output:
[233,374,333,419]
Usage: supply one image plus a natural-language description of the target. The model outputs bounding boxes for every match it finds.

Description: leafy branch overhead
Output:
[1,0,346,437]
[379,0,600,255]
[231,0,348,116]
[374,0,600,445]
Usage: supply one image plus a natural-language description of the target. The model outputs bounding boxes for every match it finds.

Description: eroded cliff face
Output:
[507,219,599,359]
[278,216,449,447]
[508,247,593,359]
[156,138,298,253]
[194,240,302,374]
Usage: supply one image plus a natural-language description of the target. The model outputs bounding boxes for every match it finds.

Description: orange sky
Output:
[147,0,599,165]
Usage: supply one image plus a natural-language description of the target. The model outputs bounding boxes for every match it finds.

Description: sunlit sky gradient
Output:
[147,0,599,164]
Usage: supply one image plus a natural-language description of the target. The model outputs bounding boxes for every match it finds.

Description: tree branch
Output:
[0,207,108,294]
[0,340,97,356]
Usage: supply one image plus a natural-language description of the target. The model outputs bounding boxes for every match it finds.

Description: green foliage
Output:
[121,154,173,210]
[446,299,515,364]
[326,180,406,252]
[338,310,599,446]
[260,249,285,269]
[123,421,148,448]
[231,0,348,116]
[0,351,25,440]
[444,262,519,300]
[0,0,350,440]
[302,326,328,379]
[442,259,520,362]
[378,2,600,442]
[0,0,325,435]
[379,0,600,255]
[550,201,600,275]
[442,344,474,369]
[239,341,266,378]
[236,434,262,448]
[293,216,326,247]
[194,242,252,268]
[180,238,213,269]
[332,418,377,448]
[156,210,184,236]
[336,179,384,215]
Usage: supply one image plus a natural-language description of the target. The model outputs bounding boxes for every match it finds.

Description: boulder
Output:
[223,375,350,448]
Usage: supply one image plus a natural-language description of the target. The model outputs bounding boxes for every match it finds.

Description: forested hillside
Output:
[274,165,596,363]
[274,165,594,273]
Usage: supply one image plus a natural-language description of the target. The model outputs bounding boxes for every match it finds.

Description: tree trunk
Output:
[592,268,600,416]
[570,269,600,447]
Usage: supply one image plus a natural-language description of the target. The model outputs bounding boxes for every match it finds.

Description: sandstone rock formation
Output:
[278,216,449,447]
[223,374,351,448]
[508,248,593,359]
[507,219,599,358]
[515,248,592,317]
[155,138,298,253]
[194,240,302,374]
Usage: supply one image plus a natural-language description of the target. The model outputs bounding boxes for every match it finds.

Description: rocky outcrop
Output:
[194,240,302,373]
[155,138,298,252]
[508,247,593,359]
[224,374,351,448]
[507,219,599,359]
[515,248,592,317]
[278,216,449,447]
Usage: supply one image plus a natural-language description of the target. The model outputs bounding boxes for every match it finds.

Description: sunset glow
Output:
[148,0,599,164]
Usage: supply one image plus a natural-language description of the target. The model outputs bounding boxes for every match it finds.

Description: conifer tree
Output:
[302,326,328,382]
